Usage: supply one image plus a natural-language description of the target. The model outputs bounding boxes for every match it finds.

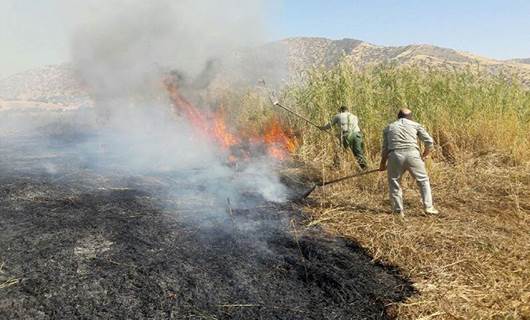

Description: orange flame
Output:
[165,79,208,137]
[262,117,298,160]
[164,78,296,161]
[211,108,240,149]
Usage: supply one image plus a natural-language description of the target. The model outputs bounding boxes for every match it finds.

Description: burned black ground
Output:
[0,137,414,320]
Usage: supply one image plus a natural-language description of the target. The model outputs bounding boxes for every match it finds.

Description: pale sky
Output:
[0,1,71,78]
[1,0,530,79]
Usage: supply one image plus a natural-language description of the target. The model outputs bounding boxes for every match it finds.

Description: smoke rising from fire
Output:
[68,0,271,94]
[61,0,289,205]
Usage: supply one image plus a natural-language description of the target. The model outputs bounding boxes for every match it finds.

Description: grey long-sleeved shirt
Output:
[381,118,434,156]
[322,112,360,133]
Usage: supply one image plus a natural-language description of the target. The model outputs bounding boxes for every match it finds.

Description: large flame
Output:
[164,78,297,161]
[211,108,240,149]
[262,117,298,161]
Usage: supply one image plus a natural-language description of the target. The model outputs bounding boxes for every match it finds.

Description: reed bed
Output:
[220,63,530,319]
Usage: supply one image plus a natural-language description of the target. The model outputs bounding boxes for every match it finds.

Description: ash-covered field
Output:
[0,135,414,320]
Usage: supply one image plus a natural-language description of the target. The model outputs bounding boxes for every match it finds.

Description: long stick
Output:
[301,169,380,199]
[272,101,319,129]
[318,168,380,187]
[259,79,335,137]
[271,101,336,138]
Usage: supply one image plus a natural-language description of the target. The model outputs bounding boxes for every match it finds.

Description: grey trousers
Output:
[387,149,433,212]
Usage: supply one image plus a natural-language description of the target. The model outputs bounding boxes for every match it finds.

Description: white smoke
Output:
[66,0,268,91]
[58,0,288,207]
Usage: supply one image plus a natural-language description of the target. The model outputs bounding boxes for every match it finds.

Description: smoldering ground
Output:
[0,133,414,319]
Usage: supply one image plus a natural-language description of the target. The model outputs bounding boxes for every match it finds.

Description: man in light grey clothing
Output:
[379,108,439,216]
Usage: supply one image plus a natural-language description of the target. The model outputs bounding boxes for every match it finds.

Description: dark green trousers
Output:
[342,131,368,169]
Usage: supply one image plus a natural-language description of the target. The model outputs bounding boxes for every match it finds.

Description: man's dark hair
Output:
[339,105,348,112]
[398,108,412,119]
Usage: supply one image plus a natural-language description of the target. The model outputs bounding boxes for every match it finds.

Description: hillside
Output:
[1,37,530,109]
[0,64,89,110]
[280,37,530,86]
[507,58,530,65]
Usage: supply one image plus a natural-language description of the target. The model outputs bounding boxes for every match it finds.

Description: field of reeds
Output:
[222,63,530,319]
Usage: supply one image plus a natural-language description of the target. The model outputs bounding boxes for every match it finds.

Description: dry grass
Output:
[0,261,20,290]
[302,152,530,319]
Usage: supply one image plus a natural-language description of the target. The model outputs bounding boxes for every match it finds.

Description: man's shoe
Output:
[424,207,439,215]
[394,210,405,218]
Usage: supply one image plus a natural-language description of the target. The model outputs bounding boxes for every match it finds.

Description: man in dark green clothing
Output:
[320,106,368,169]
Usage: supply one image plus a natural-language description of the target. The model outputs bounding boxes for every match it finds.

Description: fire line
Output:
[164,77,297,162]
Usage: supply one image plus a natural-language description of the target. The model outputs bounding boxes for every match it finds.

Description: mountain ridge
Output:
[278,37,530,86]
[1,37,529,108]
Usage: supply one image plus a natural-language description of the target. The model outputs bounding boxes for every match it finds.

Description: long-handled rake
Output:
[301,169,380,199]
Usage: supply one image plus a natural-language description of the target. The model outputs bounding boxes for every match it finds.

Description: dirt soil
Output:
[0,136,414,320]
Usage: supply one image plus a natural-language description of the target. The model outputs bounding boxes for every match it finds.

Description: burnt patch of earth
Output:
[0,137,414,319]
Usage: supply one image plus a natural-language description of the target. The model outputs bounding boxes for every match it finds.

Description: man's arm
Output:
[417,125,434,160]
[319,115,338,130]
[320,123,332,130]
[379,128,389,171]
[379,153,388,171]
